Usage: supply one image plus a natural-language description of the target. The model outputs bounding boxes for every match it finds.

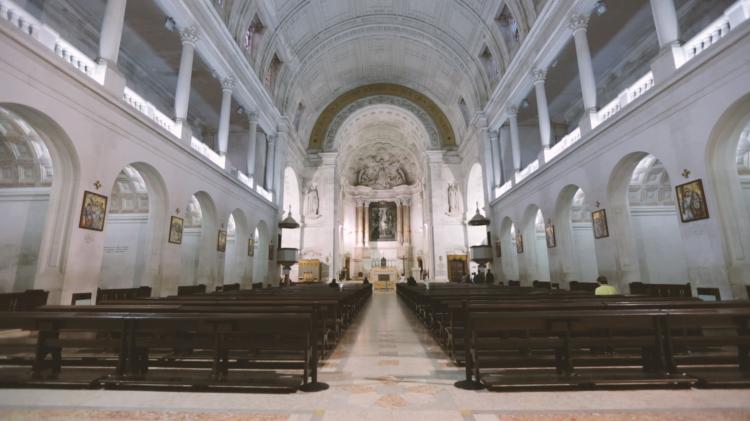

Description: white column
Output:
[489,130,501,187]
[508,107,521,175]
[174,27,199,131]
[265,135,276,191]
[569,15,597,132]
[531,68,551,155]
[364,202,369,245]
[98,0,127,66]
[217,77,233,157]
[397,200,403,244]
[650,0,680,48]
[649,0,684,82]
[256,133,267,187]
[246,112,258,176]
[498,125,510,184]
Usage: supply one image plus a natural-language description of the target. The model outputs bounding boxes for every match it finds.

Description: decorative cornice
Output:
[180,26,200,45]
[568,14,589,32]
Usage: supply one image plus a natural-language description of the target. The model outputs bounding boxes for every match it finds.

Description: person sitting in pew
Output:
[406,276,417,286]
[595,276,618,295]
[362,277,370,285]
[485,269,495,284]
[329,278,339,288]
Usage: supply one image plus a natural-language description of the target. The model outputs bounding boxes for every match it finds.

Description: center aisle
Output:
[0,292,749,420]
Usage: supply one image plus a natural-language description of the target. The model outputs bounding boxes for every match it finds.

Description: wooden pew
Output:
[0,290,49,311]
[629,282,692,298]
[177,284,206,296]
[569,281,597,292]
[96,287,151,302]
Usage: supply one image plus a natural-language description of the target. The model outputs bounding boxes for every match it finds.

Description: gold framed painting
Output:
[217,230,227,252]
[545,223,556,248]
[248,238,255,257]
[168,216,184,245]
[515,233,524,254]
[79,190,108,231]
[675,179,709,223]
[592,209,609,239]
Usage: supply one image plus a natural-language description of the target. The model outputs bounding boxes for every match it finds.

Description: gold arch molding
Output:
[308,84,456,150]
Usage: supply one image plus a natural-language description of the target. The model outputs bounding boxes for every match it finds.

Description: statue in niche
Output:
[304,185,320,219]
[447,183,463,216]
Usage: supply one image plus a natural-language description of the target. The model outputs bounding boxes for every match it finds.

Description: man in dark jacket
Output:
[486,269,495,284]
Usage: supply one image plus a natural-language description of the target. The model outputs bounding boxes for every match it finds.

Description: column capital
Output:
[507,106,519,117]
[180,26,200,45]
[221,77,234,92]
[247,111,259,124]
[568,14,589,32]
[530,68,547,84]
[267,134,277,144]
[488,130,499,142]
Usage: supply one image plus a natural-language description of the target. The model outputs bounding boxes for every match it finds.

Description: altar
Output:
[369,266,399,291]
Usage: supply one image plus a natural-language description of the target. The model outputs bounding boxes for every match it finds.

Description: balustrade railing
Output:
[190,136,226,169]
[515,159,539,183]
[237,170,254,189]
[544,127,581,163]
[123,87,179,136]
[682,16,731,63]
[596,71,654,126]
[256,185,273,202]
[494,180,512,199]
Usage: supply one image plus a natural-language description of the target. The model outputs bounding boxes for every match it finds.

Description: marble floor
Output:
[0,292,749,420]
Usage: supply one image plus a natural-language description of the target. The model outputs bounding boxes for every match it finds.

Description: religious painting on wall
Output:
[79,190,108,231]
[545,223,556,248]
[217,230,227,252]
[515,233,524,254]
[168,216,183,245]
[495,240,502,258]
[368,201,397,241]
[675,179,709,223]
[248,239,255,257]
[592,209,609,239]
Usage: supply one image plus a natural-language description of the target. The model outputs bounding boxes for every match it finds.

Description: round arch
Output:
[0,104,79,302]
[706,93,750,298]
[223,209,251,287]
[553,184,599,285]
[307,84,456,150]
[519,204,551,284]
[251,220,270,286]
[497,216,520,283]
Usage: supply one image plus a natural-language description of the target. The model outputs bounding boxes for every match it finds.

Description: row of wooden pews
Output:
[398,283,750,391]
[0,283,371,392]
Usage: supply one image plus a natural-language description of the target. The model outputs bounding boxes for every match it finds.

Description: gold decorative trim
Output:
[308,83,455,150]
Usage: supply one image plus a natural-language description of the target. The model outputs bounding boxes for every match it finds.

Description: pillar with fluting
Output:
[97,0,127,95]
[246,112,258,177]
[496,127,507,185]
[649,0,683,82]
[256,133,267,187]
[265,135,276,191]
[531,68,551,157]
[508,107,521,175]
[217,78,233,158]
[355,201,363,247]
[404,200,411,244]
[569,15,598,132]
[174,27,199,139]
[488,130,502,187]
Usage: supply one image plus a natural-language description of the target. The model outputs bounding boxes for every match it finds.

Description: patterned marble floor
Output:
[0,292,749,420]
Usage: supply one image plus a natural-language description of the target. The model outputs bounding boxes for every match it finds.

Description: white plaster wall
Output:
[0,25,280,303]
[0,188,49,292]
[572,223,599,282]
[180,228,201,286]
[488,24,750,297]
[630,207,690,283]
[99,213,148,289]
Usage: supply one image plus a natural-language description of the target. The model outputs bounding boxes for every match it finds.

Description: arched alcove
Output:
[100,162,168,292]
[498,216,520,283]
[251,220,270,286]
[181,191,218,289]
[706,94,750,298]
[554,185,599,285]
[465,163,487,262]
[519,205,551,284]
[0,104,78,302]
[281,167,301,281]
[223,209,250,287]
[608,152,688,287]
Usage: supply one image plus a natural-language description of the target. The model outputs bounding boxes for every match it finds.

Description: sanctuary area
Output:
[1,0,750,419]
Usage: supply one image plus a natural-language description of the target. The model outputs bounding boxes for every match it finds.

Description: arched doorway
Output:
[519,206,551,284]
[99,163,167,292]
[554,185,599,285]
[251,221,270,286]
[223,210,250,287]
[609,153,688,288]
[707,95,750,298]
[180,192,219,288]
[0,105,78,302]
